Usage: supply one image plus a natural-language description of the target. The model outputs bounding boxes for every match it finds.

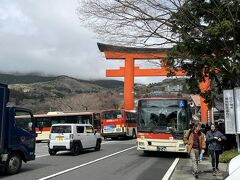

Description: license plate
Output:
[157,146,166,151]
[104,125,114,130]
[56,137,64,141]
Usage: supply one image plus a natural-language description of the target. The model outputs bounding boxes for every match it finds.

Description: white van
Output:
[48,124,102,156]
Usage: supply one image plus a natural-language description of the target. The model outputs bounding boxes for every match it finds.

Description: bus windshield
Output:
[101,110,122,119]
[138,107,188,133]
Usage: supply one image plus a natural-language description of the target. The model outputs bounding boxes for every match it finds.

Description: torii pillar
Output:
[98,43,210,123]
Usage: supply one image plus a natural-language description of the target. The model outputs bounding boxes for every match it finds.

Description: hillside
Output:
[92,80,124,89]
[9,76,105,99]
[0,73,124,89]
[1,73,191,113]
[135,78,190,98]
[0,73,57,84]
[1,73,124,113]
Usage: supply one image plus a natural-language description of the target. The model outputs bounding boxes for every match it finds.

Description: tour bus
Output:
[136,98,191,153]
[35,111,100,141]
[101,109,137,139]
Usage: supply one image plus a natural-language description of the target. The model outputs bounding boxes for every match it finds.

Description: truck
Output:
[0,83,36,174]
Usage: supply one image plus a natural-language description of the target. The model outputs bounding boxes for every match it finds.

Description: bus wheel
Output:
[48,149,57,155]
[6,153,22,175]
[71,143,80,156]
[132,129,137,139]
[95,140,101,151]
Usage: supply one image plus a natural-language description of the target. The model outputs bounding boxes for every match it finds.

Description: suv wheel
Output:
[71,143,80,156]
[5,153,22,175]
[49,149,57,155]
[95,140,101,151]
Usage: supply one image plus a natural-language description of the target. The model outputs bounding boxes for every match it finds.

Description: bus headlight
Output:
[138,142,145,146]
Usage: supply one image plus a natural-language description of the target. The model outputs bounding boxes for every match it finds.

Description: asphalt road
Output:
[0,139,176,180]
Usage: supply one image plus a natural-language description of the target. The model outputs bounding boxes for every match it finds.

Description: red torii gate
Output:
[97,43,210,123]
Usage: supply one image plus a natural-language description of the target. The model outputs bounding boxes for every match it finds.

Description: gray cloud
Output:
[0,0,164,84]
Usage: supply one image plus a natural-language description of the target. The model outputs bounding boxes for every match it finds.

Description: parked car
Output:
[48,124,102,156]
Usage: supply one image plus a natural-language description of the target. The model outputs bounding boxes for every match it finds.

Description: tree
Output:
[77,0,178,46]
[78,0,240,106]
[167,0,240,106]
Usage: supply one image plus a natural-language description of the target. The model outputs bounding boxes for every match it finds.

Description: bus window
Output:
[86,126,94,133]
[102,110,122,119]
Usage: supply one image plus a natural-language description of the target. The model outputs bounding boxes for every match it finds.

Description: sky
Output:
[0,0,165,84]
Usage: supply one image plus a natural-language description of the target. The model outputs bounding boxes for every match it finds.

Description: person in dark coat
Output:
[206,124,226,176]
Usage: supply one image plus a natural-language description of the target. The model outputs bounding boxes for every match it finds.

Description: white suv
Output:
[48,124,102,156]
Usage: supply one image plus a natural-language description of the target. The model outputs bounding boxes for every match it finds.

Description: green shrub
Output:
[219,149,240,163]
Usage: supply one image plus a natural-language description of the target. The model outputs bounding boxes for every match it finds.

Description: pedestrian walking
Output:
[184,122,206,178]
[206,124,227,176]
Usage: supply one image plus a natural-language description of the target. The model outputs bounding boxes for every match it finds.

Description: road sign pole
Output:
[234,88,240,153]
[236,134,240,153]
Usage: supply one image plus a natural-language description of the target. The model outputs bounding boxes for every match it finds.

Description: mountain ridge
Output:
[0,73,124,89]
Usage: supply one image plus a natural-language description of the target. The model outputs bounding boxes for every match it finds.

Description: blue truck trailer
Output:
[0,83,36,174]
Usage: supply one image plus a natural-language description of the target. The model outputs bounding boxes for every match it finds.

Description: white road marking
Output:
[162,158,180,180]
[36,154,50,158]
[39,146,137,180]
[101,141,114,145]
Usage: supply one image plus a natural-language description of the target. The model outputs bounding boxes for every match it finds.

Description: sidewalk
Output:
[170,156,229,180]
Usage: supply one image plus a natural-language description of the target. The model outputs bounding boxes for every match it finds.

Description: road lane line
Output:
[39,146,137,180]
[101,141,112,145]
[36,154,49,158]
[162,158,179,180]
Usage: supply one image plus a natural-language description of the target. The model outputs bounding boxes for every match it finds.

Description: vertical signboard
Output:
[234,88,240,134]
[0,83,8,153]
[223,90,236,134]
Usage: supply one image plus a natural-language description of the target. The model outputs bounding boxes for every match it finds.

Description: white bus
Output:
[137,98,191,153]
[35,111,100,141]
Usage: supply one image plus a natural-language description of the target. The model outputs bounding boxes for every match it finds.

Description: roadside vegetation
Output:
[219,149,240,163]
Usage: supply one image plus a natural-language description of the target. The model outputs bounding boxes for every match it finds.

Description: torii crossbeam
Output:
[98,43,210,123]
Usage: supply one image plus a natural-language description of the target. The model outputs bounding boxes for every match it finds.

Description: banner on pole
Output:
[223,90,236,134]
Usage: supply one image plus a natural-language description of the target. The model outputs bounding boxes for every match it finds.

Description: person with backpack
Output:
[184,122,206,179]
[206,124,226,176]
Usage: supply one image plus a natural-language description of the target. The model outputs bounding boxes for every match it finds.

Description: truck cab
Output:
[0,83,36,174]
